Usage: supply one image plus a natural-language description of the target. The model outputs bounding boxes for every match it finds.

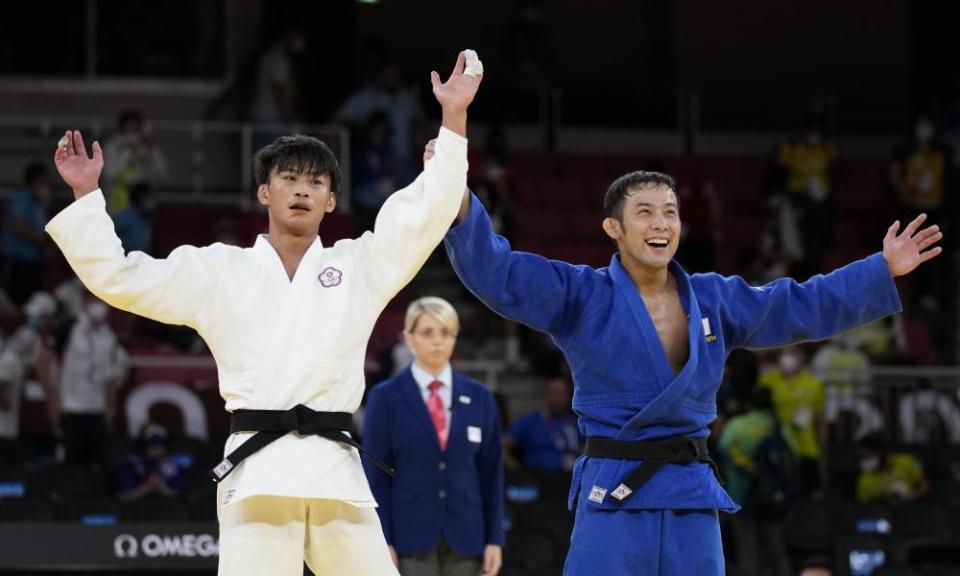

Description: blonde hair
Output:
[404,296,460,333]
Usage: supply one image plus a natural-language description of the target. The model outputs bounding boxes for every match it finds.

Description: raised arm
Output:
[47,131,221,327]
[717,214,941,349]
[358,50,482,300]
[444,192,594,336]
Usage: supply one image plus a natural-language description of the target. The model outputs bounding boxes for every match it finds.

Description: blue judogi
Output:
[444,193,902,575]
[362,365,505,557]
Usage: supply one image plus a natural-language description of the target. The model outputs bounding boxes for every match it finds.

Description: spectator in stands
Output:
[6,292,58,432]
[812,333,871,387]
[760,346,827,495]
[889,115,951,316]
[336,62,424,187]
[748,192,804,284]
[351,111,398,233]
[0,344,25,440]
[250,25,305,150]
[856,433,929,503]
[898,377,960,445]
[890,115,948,228]
[53,275,86,320]
[717,387,793,576]
[844,317,907,364]
[102,109,168,213]
[362,296,504,576]
[774,119,836,280]
[811,333,879,443]
[469,127,520,237]
[504,376,582,471]
[117,422,185,501]
[57,291,129,466]
[112,182,155,254]
[1,163,51,305]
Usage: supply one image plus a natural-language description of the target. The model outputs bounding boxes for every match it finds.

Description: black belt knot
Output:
[583,435,722,504]
[210,404,394,483]
[279,404,327,435]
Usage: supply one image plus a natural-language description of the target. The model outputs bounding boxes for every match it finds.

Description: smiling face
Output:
[258,168,336,236]
[602,184,681,271]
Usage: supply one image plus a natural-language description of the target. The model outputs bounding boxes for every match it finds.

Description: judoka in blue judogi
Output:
[440,167,942,575]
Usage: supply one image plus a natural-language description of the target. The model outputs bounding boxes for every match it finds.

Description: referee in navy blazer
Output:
[363,296,505,576]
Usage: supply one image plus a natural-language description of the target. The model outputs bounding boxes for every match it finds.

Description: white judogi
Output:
[46,127,467,563]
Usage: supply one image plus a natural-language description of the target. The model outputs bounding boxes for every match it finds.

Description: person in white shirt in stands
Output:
[47,50,482,576]
[57,291,128,466]
[6,292,58,432]
[0,343,25,440]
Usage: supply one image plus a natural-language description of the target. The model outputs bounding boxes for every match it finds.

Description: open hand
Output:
[482,544,502,576]
[430,51,483,114]
[53,130,103,199]
[883,213,943,277]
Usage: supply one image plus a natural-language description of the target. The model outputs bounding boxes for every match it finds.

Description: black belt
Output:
[583,435,722,503]
[209,404,395,483]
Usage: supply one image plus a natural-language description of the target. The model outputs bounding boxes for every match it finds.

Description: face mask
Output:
[860,455,880,473]
[86,302,109,323]
[778,352,801,373]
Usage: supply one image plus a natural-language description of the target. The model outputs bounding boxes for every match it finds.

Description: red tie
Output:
[427,380,447,449]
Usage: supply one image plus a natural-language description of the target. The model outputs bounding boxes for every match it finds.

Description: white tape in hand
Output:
[463,49,484,77]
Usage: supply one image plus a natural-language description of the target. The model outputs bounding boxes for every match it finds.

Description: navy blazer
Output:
[362,365,505,556]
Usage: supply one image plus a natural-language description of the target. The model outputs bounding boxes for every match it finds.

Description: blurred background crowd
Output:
[1,1,960,575]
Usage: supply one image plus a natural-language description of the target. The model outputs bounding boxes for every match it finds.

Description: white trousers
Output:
[218,495,399,576]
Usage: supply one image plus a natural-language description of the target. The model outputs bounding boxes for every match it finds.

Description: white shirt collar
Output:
[411,362,452,393]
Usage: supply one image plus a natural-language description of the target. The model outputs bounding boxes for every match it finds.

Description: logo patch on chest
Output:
[318,267,343,287]
[702,317,717,343]
[587,485,607,504]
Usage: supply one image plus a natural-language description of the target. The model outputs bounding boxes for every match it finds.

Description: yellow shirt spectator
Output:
[778,141,836,202]
[759,368,825,459]
[903,146,945,209]
[856,453,925,503]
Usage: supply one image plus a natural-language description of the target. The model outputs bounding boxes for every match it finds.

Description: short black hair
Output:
[253,134,342,192]
[602,171,677,221]
[23,162,48,186]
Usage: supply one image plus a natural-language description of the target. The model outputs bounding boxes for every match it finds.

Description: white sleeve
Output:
[357,127,468,300]
[45,190,222,328]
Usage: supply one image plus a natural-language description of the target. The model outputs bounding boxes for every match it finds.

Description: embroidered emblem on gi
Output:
[588,485,607,503]
[610,483,633,501]
[459,395,472,404]
[222,488,236,506]
[318,267,343,287]
[702,317,717,343]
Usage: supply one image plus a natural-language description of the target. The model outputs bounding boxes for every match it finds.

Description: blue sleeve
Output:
[361,385,395,545]
[712,253,902,350]
[479,390,506,547]
[444,192,594,336]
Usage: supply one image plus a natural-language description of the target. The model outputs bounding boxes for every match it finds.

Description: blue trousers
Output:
[563,498,725,576]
